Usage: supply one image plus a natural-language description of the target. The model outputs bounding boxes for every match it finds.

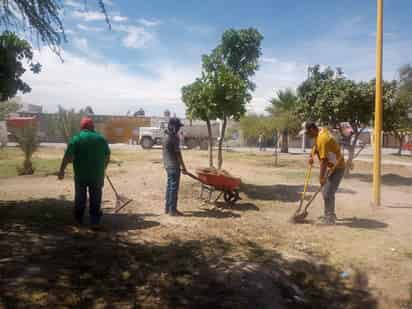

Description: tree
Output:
[0,31,41,102]
[84,106,94,115]
[134,108,145,117]
[0,0,109,52]
[0,99,20,120]
[13,123,40,175]
[182,77,216,167]
[266,89,301,153]
[297,65,374,175]
[51,106,85,143]
[239,114,286,166]
[163,109,171,118]
[202,28,263,169]
[381,66,412,155]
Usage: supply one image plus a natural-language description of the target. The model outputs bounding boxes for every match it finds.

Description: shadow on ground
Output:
[347,173,412,186]
[241,184,356,202]
[215,202,259,212]
[336,217,388,229]
[184,208,241,219]
[0,198,377,308]
[0,199,160,233]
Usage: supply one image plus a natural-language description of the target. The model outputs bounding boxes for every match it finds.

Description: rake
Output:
[106,175,133,213]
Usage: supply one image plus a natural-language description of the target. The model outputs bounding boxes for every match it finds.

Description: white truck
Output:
[139,119,220,150]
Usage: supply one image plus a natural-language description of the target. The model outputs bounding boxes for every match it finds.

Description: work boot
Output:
[169,210,184,217]
[317,215,336,226]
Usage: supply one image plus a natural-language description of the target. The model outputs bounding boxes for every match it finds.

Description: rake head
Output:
[114,194,133,213]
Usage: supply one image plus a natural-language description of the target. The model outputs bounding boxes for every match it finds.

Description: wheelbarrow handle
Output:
[185,171,202,183]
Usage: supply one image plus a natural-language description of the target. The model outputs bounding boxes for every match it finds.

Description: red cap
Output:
[80,117,94,130]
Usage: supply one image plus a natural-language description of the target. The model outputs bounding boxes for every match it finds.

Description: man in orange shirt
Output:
[305,122,345,225]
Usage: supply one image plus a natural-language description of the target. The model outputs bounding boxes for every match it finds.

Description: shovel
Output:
[292,167,333,223]
[293,164,312,218]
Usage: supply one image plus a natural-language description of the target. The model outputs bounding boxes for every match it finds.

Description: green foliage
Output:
[84,106,94,115]
[50,106,85,143]
[267,89,301,134]
[0,0,109,51]
[182,77,216,122]
[183,28,263,168]
[0,31,41,101]
[297,65,373,129]
[380,65,412,154]
[203,28,263,91]
[267,89,299,114]
[13,124,40,175]
[0,98,20,120]
[239,115,277,140]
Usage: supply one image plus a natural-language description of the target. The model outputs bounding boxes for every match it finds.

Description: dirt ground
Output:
[0,147,411,308]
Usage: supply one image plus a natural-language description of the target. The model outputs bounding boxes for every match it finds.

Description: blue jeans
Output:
[165,168,181,213]
[74,183,103,225]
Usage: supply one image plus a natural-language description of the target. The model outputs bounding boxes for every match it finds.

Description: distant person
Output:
[163,118,188,216]
[305,121,345,225]
[58,117,110,229]
[258,134,264,151]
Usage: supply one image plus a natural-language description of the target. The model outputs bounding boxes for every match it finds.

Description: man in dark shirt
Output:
[163,118,187,216]
[58,117,111,227]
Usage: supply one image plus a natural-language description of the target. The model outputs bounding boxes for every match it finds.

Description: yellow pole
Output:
[373,0,383,206]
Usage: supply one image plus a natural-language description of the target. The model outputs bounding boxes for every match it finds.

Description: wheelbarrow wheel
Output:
[224,190,239,204]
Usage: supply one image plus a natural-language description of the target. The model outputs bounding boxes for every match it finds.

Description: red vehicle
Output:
[7,116,38,129]
[402,143,412,152]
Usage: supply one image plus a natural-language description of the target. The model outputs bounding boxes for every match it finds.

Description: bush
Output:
[13,125,40,175]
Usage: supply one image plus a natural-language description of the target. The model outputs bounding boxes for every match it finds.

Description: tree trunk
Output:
[274,131,280,166]
[206,119,214,167]
[280,128,288,153]
[217,117,227,170]
[396,133,404,156]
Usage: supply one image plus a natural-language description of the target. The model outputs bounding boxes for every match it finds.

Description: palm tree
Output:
[14,124,40,175]
[266,89,300,153]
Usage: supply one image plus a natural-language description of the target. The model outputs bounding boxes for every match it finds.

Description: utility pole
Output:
[373,0,383,206]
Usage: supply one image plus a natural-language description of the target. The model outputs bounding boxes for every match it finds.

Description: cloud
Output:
[251,56,307,114]
[64,0,83,10]
[137,18,161,27]
[21,48,199,116]
[116,25,154,49]
[72,37,89,50]
[72,10,106,21]
[77,24,103,32]
[72,9,128,23]
[112,15,128,22]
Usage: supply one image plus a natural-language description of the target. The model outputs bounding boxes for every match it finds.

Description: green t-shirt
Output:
[65,130,110,185]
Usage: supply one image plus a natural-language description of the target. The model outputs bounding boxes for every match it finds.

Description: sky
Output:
[16,0,412,116]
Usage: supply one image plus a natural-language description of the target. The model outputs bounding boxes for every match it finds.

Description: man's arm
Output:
[308,146,316,165]
[105,153,110,169]
[104,141,111,170]
[177,151,187,174]
[58,153,73,180]
[319,159,328,185]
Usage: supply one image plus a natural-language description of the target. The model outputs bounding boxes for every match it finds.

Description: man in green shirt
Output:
[58,117,110,227]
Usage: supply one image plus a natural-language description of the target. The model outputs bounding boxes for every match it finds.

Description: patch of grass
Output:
[0,151,70,178]
[111,149,161,162]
